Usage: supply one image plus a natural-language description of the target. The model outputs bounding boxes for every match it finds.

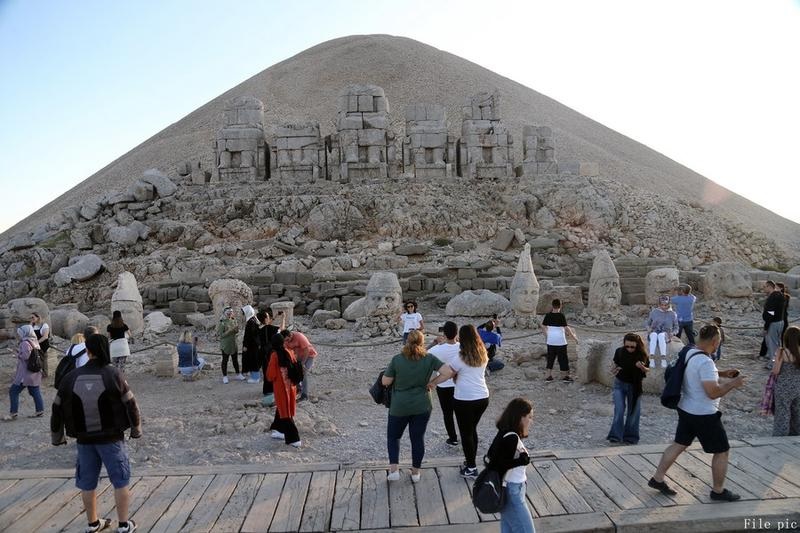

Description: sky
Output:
[1,0,798,235]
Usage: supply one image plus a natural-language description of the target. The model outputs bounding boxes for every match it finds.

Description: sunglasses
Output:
[624,344,637,349]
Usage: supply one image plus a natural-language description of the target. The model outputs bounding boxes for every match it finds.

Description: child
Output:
[711,317,725,361]
[542,299,578,382]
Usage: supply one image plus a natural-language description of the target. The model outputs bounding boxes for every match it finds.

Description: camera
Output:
[437,326,444,332]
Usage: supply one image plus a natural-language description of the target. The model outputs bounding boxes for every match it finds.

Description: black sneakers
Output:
[710,488,741,502]
[648,477,677,496]
[85,518,111,533]
[445,438,459,447]
[459,465,478,479]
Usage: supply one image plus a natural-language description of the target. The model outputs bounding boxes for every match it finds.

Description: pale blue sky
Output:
[1,0,798,234]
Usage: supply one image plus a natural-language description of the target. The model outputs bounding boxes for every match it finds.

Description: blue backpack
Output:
[661,345,702,409]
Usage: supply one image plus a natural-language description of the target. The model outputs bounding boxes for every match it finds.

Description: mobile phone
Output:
[729,370,740,378]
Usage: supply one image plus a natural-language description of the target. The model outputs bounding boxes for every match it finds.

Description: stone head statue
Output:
[364,272,402,317]
[587,250,621,313]
[510,244,540,315]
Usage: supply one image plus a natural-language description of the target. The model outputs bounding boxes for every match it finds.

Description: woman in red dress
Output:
[267,333,301,447]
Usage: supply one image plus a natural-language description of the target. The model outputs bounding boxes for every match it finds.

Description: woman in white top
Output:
[489,398,535,533]
[431,324,489,479]
[398,302,424,344]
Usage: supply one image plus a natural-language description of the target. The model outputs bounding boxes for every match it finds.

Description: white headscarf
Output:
[241,305,256,322]
[17,325,39,346]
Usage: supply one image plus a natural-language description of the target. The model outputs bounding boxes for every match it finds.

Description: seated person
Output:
[478,317,505,372]
[177,330,206,376]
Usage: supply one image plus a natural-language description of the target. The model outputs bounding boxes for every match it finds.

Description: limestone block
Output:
[492,229,515,251]
[141,169,177,197]
[343,297,366,321]
[362,113,388,129]
[107,225,140,246]
[445,290,511,317]
[208,279,253,322]
[8,233,34,251]
[395,244,430,256]
[325,318,347,330]
[80,203,100,221]
[537,285,584,314]
[54,254,105,287]
[336,114,363,131]
[50,307,90,338]
[70,228,94,250]
[645,268,680,305]
[358,129,386,146]
[154,345,178,377]
[144,311,172,335]
[311,309,341,328]
[703,262,753,299]
[270,301,295,327]
[7,298,50,327]
[128,180,155,202]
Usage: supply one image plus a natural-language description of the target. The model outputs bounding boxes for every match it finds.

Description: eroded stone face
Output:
[588,250,621,314]
[363,272,402,317]
[510,244,539,314]
[703,262,752,299]
[208,278,254,321]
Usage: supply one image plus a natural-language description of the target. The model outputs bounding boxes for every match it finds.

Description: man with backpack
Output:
[649,324,745,501]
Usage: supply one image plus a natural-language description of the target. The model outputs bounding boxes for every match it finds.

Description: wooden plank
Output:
[550,439,747,459]
[359,470,390,530]
[533,461,593,514]
[414,468,448,527]
[150,474,213,533]
[535,511,616,533]
[5,478,77,533]
[0,469,74,480]
[241,473,286,533]
[300,471,337,532]
[596,456,668,508]
[436,467,480,524]
[180,473,240,532]
[722,451,800,497]
[38,480,111,532]
[740,435,800,446]
[601,455,673,507]
[672,452,758,500]
[387,472,419,528]
[0,478,66,530]
[773,442,800,460]
[737,444,800,486]
[133,462,340,477]
[609,497,800,533]
[640,453,713,503]
[269,472,311,533]
[63,477,143,532]
[129,476,190,532]
[575,458,644,510]
[687,450,783,500]
[212,474,262,533]
[525,463,564,516]
[126,476,167,517]
[618,454,698,506]
[0,479,19,497]
[553,459,619,512]
[329,470,361,531]
[0,479,42,513]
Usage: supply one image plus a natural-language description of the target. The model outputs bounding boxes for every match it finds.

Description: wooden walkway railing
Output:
[0,436,798,532]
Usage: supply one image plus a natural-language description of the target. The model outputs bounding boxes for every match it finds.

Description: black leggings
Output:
[454,397,489,468]
[436,386,458,441]
[221,351,240,376]
[271,412,300,444]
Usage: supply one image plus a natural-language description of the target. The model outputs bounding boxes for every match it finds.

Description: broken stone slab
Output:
[492,229,515,251]
[8,233,34,251]
[141,169,177,197]
[107,225,140,246]
[144,311,173,335]
[311,309,341,328]
[54,254,105,287]
[395,243,430,256]
[528,237,559,250]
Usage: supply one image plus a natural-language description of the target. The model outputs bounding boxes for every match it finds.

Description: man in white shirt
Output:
[648,324,745,502]
[428,321,460,446]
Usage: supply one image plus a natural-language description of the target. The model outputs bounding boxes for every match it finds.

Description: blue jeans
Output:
[9,383,44,415]
[678,321,695,345]
[713,343,722,361]
[501,482,535,533]
[607,378,641,444]
[387,411,431,468]
[300,357,314,398]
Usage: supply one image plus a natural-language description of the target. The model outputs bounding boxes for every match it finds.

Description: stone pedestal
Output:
[154,345,178,377]
[270,302,295,328]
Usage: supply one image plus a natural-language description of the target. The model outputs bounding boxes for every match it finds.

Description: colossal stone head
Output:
[208,278,254,322]
[364,272,402,317]
[588,250,621,314]
[703,262,753,300]
[510,244,540,315]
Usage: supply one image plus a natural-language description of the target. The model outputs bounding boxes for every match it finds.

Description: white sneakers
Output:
[387,470,400,481]
[271,430,285,440]
[661,359,668,368]
[235,374,246,381]
[649,360,656,368]
[288,440,302,448]
[411,472,421,483]
[246,378,260,384]
[222,376,229,384]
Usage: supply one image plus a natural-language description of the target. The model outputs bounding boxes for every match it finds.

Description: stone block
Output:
[362,113,388,129]
[154,345,178,377]
[395,243,430,256]
[169,300,197,313]
[274,272,296,285]
[492,229,515,251]
[458,269,477,280]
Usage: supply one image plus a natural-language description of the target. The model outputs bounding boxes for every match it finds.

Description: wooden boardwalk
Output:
[1,437,799,532]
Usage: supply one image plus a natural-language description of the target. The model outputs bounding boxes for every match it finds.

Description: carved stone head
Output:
[364,272,403,317]
[510,244,540,315]
[588,250,621,313]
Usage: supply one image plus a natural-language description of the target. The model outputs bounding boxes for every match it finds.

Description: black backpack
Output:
[661,346,702,409]
[471,431,516,513]
[287,359,304,385]
[25,341,43,373]
[54,347,85,389]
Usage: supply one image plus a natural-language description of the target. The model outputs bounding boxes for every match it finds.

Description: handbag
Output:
[369,371,392,408]
[760,373,777,416]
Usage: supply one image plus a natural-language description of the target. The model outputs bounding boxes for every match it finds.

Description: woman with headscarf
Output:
[7,325,44,419]
[241,305,261,383]
[267,333,302,447]
[607,333,650,444]
[107,310,131,372]
[646,295,679,368]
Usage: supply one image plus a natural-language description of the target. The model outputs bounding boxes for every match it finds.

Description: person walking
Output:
[398,301,424,344]
[771,326,800,436]
[429,321,461,447]
[607,333,650,444]
[542,299,578,382]
[649,324,745,502]
[383,330,452,482]
[7,325,44,419]
[267,333,302,448]
[431,324,489,479]
[671,285,697,346]
[51,333,142,533]
[282,328,317,401]
[217,307,243,384]
[761,280,785,369]
[241,305,261,383]
[776,282,791,339]
[488,398,535,533]
[31,312,51,377]
[646,295,679,368]
[176,330,206,376]
[258,310,283,405]
[65,332,89,369]
[107,311,131,373]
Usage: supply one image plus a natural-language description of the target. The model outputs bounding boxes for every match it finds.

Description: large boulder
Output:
[111,271,144,335]
[144,312,173,335]
[141,169,177,197]
[307,200,364,240]
[311,309,341,328]
[645,268,679,306]
[703,262,753,299]
[343,297,366,321]
[7,298,50,327]
[50,307,90,339]
[54,254,105,287]
[446,290,511,317]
